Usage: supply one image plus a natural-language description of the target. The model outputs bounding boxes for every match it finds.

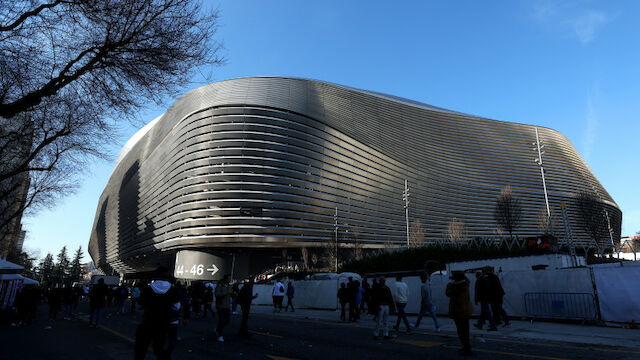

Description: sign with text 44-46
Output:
[174,250,228,280]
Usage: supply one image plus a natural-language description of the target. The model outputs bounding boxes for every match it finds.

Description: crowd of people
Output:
[6,266,510,358]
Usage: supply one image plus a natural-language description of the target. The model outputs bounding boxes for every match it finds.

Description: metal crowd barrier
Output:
[524,292,598,322]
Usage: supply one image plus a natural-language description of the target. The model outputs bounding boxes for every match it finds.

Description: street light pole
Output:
[334,206,338,272]
[403,179,410,248]
[533,127,553,235]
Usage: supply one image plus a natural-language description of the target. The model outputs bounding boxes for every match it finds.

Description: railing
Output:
[524,292,598,322]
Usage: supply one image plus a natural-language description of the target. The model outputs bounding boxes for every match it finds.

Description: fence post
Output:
[588,267,603,324]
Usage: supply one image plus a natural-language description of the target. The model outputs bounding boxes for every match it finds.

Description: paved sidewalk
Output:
[253,305,640,351]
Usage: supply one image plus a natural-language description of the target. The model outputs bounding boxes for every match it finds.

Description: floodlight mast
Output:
[403,179,410,248]
[533,127,553,235]
[334,207,338,272]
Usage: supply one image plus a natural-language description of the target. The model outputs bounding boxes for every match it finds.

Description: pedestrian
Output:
[393,276,411,334]
[337,283,349,321]
[62,284,74,320]
[214,275,232,342]
[284,281,295,312]
[369,278,379,319]
[175,281,190,325]
[372,277,394,340]
[231,282,240,315]
[354,281,364,320]
[134,278,180,360]
[272,279,285,312]
[474,268,497,331]
[361,278,370,314]
[238,279,259,339]
[166,285,182,357]
[190,282,204,319]
[203,284,214,319]
[131,284,141,314]
[47,286,61,321]
[72,284,82,314]
[89,278,108,327]
[446,270,473,356]
[415,274,440,331]
[487,267,510,327]
[347,277,358,322]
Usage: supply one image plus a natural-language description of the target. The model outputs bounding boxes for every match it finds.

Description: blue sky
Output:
[23,1,640,260]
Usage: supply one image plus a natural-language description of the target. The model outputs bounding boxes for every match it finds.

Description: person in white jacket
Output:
[393,276,411,333]
[272,280,285,312]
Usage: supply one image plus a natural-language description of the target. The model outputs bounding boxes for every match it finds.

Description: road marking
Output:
[75,314,135,343]
[392,339,444,347]
[265,355,300,360]
[442,345,568,360]
[250,330,284,338]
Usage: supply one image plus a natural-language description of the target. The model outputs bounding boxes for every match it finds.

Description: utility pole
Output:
[403,179,410,248]
[334,206,338,272]
[533,127,553,235]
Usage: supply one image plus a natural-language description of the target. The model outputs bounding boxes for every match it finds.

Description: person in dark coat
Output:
[447,271,474,356]
[62,284,74,320]
[284,281,295,312]
[347,277,358,322]
[371,277,394,339]
[89,278,108,327]
[237,279,258,339]
[134,279,180,360]
[203,285,214,319]
[474,268,497,331]
[360,278,370,314]
[487,267,510,327]
[47,286,62,321]
[337,283,349,321]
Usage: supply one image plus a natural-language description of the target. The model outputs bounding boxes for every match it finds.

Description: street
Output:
[2,302,640,360]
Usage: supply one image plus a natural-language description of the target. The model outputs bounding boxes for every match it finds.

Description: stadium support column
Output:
[334,207,338,272]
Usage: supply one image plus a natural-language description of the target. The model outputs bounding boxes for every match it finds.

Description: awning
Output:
[0,258,24,273]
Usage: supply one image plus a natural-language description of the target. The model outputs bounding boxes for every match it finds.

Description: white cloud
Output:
[531,1,610,44]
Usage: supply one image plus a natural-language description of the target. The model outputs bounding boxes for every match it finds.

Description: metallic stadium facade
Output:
[88,77,621,276]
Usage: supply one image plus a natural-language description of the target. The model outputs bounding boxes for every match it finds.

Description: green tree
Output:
[68,246,84,284]
[37,253,55,287]
[54,246,70,285]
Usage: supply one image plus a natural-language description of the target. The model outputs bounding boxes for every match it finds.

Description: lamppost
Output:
[403,179,410,248]
[334,206,338,272]
[532,127,553,235]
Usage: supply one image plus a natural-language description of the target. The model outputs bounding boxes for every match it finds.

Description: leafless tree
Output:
[0,0,223,252]
[536,207,559,236]
[323,231,339,271]
[409,220,426,247]
[447,218,466,243]
[494,186,522,240]
[349,228,364,260]
[301,247,310,270]
[575,191,608,251]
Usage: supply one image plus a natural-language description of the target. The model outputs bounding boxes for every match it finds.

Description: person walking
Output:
[131,284,141,314]
[134,279,180,360]
[89,279,107,327]
[231,282,240,315]
[237,279,259,339]
[446,271,474,356]
[47,286,62,321]
[415,274,440,331]
[393,276,411,334]
[337,283,349,321]
[487,267,510,327]
[203,284,214,319]
[62,284,74,320]
[360,278,370,314]
[354,281,364,320]
[372,277,394,340]
[272,279,285,313]
[284,281,295,312]
[474,268,497,331]
[214,275,232,342]
[347,277,358,322]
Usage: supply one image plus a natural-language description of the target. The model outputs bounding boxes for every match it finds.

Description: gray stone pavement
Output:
[252,305,640,351]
